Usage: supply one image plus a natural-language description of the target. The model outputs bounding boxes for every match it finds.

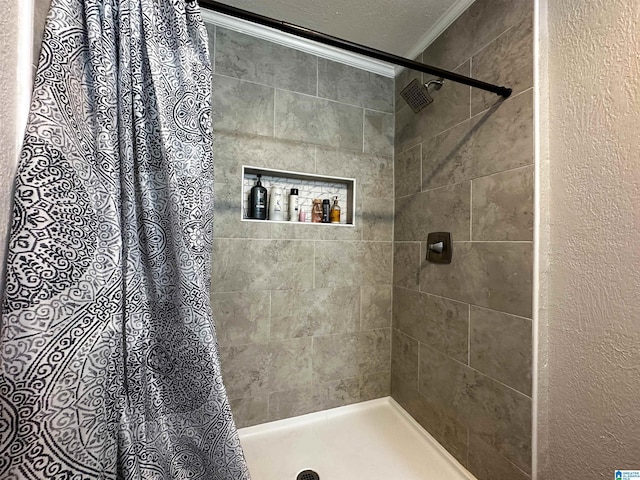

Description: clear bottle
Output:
[330,196,341,223]
[311,199,323,223]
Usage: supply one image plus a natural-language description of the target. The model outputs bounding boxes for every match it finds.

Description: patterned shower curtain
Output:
[0,0,251,478]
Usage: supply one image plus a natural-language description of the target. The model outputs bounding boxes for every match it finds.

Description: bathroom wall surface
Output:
[208,24,395,427]
[540,0,640,477]
[391,1,534,479]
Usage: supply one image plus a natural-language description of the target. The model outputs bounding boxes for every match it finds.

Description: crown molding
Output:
[398,0,476,74]
[201,9,396,78]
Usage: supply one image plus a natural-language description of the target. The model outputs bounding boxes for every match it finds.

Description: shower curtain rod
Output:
[198,0,512,98]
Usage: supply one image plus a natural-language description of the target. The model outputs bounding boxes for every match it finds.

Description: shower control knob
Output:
[428,241,444,253]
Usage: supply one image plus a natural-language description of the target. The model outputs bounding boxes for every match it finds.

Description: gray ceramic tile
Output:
[211,291,270,347]
[219,342,271,398]
[359,371,390,401]
[312,333,359,383]
[391,329,419,389]
[422,89,533,190]
[470,306,532,395]
[468,433,531,480]
[364,110,394,156]
[315,148,393,199]
[212,239,313,292]
[393,287,469,363]
[318,58,394,112]
[393,243,421,290]
[421,13,473,71]
[205,22,215,68]
[312,329,390,383]
[419,242,533,317]
[418,344,531,472]
[362,197,394,241]
[212,74,274,136]
[314,241,392,288]
[391,376,468,465]
[214,182,271,239]
[274,90,363,150]
[472,166,534,241]
[270,287,360,340]
[471,14,533,115]
[468,0,533,55]
[395,61,471,155]
[394,182,471,242]
[269,338,313,392]
[33,0,51,66]
[213,133,315,184]
[395,53,423,112]
[271,222,361,241]
[394,104,422,155]
[395,144,422,198]
[268,378,360,421]
[357,328,391,376]
[360,285,392,330]
[215,27,317,95]
[323,377,363,409]
[229,396,269,428]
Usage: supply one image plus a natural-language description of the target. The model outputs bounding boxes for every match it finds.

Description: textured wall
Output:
[0,0,27,283]
[0,0,50,286]
[208,25,395,427]
[391,1,534,479]
[540,0,640,476]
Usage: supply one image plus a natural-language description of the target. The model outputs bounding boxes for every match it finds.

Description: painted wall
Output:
[537,0,640,476]
[0,0,24,278]
[207,24,395,427]
[391,1,534,479]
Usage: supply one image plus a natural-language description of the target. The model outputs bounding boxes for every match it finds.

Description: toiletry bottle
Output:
[249,174,267,220]
[288,188,299,221]
[311,199,323,223]
[322,199,331,223]
[268,186,284,221]
[330,196,341,223]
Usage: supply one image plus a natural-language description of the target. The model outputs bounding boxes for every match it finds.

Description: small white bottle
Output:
[268,186,284,221]
[288,188,299,221]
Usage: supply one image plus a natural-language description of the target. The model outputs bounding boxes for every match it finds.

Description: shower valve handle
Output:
[428,241,444,254]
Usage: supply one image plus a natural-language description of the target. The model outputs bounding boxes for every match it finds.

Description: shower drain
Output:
[296,469,320,480]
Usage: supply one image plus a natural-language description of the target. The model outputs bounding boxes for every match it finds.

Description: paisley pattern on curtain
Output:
[0,0,251,478]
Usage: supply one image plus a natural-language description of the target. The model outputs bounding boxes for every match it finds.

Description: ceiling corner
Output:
[402,0,476,61]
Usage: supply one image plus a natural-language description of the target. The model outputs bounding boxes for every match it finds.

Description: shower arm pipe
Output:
[198,0,512,98]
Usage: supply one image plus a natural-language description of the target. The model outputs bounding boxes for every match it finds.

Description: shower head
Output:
[400,78,444,113]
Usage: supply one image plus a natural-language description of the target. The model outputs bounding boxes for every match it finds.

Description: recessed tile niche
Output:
[241,166,356,225]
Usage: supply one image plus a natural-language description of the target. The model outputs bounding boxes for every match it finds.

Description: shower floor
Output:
[238,397,476,480]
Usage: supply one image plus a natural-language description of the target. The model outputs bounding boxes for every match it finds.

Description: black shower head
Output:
[400,78,444,113]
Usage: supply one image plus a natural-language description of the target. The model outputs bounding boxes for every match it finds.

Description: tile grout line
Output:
[391,284,533,320]
[467,306,471,367]
[469,180,473,241]
[212,25,216,74]
[362,109,366,153]
[273,88,276,138]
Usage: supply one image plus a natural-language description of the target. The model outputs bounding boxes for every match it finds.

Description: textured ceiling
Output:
[210,0,464,57]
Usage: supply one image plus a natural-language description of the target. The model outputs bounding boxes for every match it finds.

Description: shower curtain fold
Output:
[0,0,250,478]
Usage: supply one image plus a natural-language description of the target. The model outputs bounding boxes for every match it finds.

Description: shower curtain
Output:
[0,0,251,478]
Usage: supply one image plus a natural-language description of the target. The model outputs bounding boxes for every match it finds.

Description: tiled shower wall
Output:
[207,24,395,427]
[391,1,533,480]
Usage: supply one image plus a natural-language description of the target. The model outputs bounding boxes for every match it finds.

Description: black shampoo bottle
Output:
[249,174,267,220]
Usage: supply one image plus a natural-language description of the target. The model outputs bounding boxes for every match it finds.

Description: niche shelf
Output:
[241,166,356,226]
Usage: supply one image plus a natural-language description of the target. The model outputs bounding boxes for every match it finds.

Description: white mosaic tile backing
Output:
[243,173,349,223]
